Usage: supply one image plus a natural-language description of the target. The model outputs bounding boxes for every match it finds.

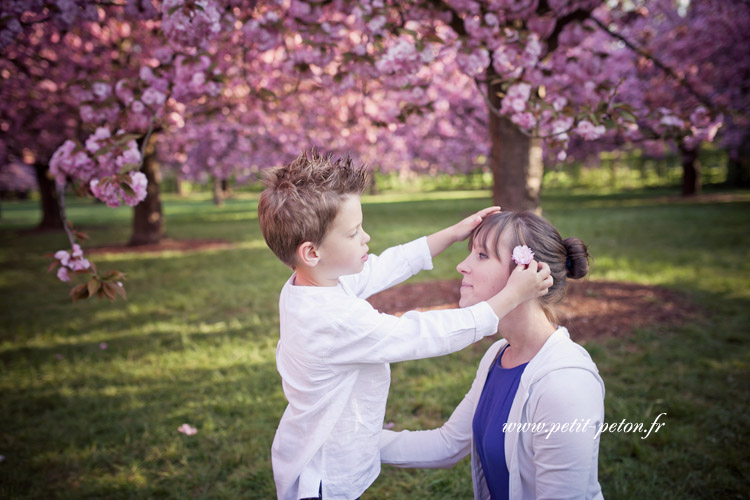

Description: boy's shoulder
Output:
[280,277,377,326]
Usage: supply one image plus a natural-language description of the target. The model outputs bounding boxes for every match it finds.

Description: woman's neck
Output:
[498,302,556,368]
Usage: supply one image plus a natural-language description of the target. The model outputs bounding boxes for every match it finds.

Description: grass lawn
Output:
[1,186,749,499]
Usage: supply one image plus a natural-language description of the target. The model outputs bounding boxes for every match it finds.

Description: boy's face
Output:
[316,194,371,279]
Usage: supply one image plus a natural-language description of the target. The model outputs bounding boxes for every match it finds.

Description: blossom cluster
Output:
[90,171,149,208]
[53,244,91,282]
[49,127,148,207]
[161,0,223,50]
[50,127,142,182]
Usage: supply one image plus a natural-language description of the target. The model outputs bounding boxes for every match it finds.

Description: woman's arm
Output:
[380,342,504,468]
[528,368,604,500]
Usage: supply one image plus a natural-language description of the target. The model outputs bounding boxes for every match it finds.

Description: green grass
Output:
[1,186,749,499]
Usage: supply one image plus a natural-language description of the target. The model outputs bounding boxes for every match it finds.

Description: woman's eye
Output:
[478,252,488,259]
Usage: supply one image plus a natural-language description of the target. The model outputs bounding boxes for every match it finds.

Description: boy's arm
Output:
[341,206,500,299]
[340,236,433,299]
[425,206,501,258]
[327,260,551,365]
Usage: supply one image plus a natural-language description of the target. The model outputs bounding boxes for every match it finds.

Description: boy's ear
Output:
[296,241,320,267]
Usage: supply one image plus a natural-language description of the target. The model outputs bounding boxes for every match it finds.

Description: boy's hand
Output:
[504,260,553,306]
[484,259,552,321]
[426,206,501,258]
[451,206,502,242]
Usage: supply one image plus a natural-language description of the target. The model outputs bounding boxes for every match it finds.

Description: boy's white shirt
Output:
[271,236,500,500]
[379,327,606,500]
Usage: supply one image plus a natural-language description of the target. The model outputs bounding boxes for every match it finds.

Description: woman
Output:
[380,211,605,500]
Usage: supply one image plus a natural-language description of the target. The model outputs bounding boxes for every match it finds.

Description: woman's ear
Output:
[296,241,320,267]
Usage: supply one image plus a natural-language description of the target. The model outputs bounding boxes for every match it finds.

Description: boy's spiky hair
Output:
[257,150,369,268]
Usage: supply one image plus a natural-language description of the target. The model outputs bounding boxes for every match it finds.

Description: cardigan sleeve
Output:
[527,368,604,500]
[379,342,505,468]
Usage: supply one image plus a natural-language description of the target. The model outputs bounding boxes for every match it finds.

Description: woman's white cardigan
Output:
[380,327,605,500]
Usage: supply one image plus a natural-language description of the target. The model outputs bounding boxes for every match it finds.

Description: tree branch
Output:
[589,14,716,112]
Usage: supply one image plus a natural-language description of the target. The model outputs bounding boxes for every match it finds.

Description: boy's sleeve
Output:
[326,299,498,365]
[339,236,433,299]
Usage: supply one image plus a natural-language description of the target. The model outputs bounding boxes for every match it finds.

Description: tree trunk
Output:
[726,132,750,188]
[679,142,702,197]
[176,177,188,197]
[128,138,164,246]
[486,71,543,213]
[213,177,224,206]
[33,163,64,230]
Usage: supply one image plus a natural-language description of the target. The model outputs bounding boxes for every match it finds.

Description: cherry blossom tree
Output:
[597,0,747,196]
[3,0,742,301]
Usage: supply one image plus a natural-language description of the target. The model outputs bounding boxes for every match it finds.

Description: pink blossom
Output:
[115,141,142,170]
[99,342,108,350]
[575,120,606,140]
[456,45,490,77]
[178,423,198,436]
[141,87,166,106]
[92,82,111,101]
[57,267,70,282]
[54,250,71,266]
[512,245,535,266]
[659,115,684,128]
[131,101,146,114]
[90,171,148,207]
[115,80,134,105]
[69,256,91,271]
[367,15,387,33]
[124,171,148,206]
[79,105,96,123]
[85,127,112,154]
[511,111,537,129]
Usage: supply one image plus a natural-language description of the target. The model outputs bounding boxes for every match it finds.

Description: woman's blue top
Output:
[472,345,528,500]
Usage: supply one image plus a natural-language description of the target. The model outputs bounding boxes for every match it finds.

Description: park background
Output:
[2,0,750,499]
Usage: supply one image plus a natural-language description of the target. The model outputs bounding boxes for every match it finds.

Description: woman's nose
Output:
[456,257,470,275]
[362,230,371,244]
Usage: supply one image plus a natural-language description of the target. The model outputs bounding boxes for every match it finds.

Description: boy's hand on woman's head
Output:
[452,206,502,242]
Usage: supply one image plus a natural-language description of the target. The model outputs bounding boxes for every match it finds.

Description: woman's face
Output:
[457,227,514,308]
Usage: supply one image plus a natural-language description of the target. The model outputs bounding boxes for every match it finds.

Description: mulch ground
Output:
[87,239,701,341]
[367,279,700,341]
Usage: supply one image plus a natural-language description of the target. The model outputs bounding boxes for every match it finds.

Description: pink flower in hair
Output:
[512,245,534,266]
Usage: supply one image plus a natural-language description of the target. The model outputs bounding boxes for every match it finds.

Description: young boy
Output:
[258,151,552,500]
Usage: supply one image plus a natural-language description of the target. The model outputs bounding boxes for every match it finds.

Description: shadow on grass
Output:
[1,359,283,499]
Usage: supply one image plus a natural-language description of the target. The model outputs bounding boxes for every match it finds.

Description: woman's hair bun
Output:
[563,237,589,280]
